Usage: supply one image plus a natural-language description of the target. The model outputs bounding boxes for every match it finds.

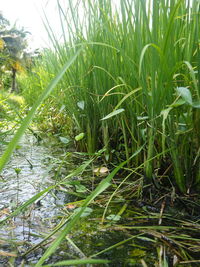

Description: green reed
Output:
[19,0,199,192]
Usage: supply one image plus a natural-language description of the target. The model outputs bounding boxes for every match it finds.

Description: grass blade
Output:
[35,154,135,266]
[42,258,110,266]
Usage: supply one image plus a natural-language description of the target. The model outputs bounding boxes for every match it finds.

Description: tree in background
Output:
[0,12,29,91]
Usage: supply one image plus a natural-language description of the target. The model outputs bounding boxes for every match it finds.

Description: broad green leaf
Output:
[176,87,193,106]
[75,133,85,141]
[101,109,125,121]
[77,101,85,110]
[59,136,70,144]
[169,99,185,107]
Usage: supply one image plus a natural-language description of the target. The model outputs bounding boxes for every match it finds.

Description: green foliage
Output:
[18,0,199,192]
[0,12,30,91]
[41,259,110,266]
[0,90,25,124]
[0,49,82,173]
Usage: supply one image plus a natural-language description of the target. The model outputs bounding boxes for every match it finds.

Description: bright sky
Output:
[0,0,59,50]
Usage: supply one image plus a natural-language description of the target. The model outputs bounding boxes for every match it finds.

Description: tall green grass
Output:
[19,0,199,192]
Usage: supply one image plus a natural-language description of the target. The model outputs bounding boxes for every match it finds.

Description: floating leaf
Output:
[14,168,21,175]
[101,109,125,121]
[75,133,85,141]
[77,101,85,110]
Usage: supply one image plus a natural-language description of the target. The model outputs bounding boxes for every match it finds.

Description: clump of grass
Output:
[0,91,25,124]
[19,0,199,193]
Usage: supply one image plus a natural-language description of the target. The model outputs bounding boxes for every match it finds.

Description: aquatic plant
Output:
[1,0,198,264]
[19,0,200,192]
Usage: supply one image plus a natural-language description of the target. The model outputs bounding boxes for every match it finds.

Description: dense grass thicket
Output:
[0,1,200,265]
[18,0,199,193]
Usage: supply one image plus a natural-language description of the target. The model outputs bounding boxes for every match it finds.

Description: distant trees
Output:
[0,12,30,91]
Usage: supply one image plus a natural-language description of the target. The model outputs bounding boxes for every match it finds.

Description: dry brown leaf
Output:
[0,208,10,218]
[66,204,77,210]
[0,250,17,257]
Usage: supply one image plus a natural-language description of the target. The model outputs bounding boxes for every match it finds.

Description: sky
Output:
[0,0,59,50]
[0,0,120,51]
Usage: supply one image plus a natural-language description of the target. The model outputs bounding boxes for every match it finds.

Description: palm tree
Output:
[0,13,29,91]
[1,27,29,91]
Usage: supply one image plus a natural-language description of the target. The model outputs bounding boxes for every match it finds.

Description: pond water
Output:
[1,133,199,266]
[0,134,140,266]
[0,134,69,266]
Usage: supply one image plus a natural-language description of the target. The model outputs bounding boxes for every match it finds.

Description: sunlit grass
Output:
[18,0,199,192]
[0,0,199,265]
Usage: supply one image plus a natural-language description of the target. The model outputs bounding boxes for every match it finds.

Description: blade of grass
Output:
[35,154,134,266]
[42,258,110,266]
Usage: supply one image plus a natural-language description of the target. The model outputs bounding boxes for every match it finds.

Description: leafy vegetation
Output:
[0,12,31,92]
[0,0,200,266]
[19,0,199,192]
